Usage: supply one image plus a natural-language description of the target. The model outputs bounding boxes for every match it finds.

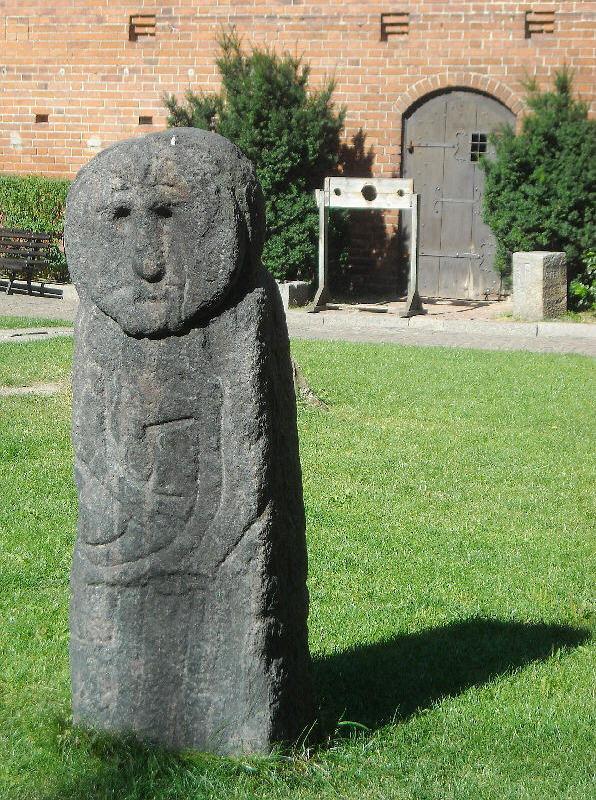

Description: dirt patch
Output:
[327,297,514,321]
[0,382,67,396]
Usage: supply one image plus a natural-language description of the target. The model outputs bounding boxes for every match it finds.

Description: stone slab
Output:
[277,281,313,310]
[513,251,567,321]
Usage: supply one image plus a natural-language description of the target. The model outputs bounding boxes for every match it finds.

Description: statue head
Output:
[65,128,265,337]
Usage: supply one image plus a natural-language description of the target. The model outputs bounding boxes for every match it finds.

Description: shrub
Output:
[0,174,70,281]
[480,69,596,287]
[164,30,347,283]
[569,251,596,310]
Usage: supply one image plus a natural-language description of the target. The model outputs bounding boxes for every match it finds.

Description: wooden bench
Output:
[0,228,56,295]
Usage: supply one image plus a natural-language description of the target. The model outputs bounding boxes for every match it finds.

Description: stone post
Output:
[64,128,315,754]
[513,251,567,320]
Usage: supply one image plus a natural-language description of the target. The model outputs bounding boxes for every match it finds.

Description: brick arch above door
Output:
[392,72,524,123]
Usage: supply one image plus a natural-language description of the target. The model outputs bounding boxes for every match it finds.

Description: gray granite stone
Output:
[277,281,313,311]
[64,128,314,754]
[513,251,567,321]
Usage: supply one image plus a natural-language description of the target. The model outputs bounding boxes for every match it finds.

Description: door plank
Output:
[402,94,446,296]
[402,89,515,299]
[470,97,515,296]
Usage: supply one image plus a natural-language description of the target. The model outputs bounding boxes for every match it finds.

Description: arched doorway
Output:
[401,89,515,299]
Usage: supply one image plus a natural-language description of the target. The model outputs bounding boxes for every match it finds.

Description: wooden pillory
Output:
[310,177,424,316]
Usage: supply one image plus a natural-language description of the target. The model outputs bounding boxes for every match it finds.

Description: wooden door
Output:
[401,90,515,299]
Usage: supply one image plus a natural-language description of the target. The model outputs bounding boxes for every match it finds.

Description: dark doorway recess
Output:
[401,89,515,300]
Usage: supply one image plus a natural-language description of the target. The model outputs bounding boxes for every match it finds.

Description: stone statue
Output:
[64,128,314,754]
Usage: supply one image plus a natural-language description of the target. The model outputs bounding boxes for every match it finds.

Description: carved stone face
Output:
[65,129,264,337]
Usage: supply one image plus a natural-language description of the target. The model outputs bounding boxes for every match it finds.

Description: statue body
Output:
[65,129,314,753]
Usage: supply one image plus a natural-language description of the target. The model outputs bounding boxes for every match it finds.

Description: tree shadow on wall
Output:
[313,617,590,735]
[332,129,405,301]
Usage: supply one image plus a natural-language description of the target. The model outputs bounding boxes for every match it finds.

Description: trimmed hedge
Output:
[569,251,596,310]
[480,70,596,293]
[0,174,70,282]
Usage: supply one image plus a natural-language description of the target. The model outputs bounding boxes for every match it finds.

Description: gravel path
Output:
[1,289,594,356]
[0,327,74,343]
[287,310,596,356]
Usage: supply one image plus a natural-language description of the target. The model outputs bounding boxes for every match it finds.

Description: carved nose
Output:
[133,256,165,283]
[132,219,166,282]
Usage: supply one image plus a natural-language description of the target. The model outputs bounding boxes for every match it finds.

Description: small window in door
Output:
[470,133,488,161]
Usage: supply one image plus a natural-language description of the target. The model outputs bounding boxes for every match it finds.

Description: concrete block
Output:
[277,281,313,310]
[513,251,567,321]
[62,283,79,302]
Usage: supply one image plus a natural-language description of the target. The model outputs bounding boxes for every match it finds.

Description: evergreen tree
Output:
[164,31,346,283]
[481,69,596,287]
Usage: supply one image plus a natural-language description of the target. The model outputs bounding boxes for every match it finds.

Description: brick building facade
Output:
[1,1,594,295]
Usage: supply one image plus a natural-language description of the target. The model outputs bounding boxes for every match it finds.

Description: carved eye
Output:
[153,204,173,219]
[114,206,130,219]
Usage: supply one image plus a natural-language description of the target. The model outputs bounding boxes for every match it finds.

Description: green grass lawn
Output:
[1,338,594,799]
[0,315,73,329]
[0,338,73,387]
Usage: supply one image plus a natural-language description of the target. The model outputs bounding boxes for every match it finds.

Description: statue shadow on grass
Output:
[47,617,589,799]
[313,617,590,734]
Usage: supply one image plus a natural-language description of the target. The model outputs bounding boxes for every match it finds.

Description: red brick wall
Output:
[2,1,594,179]
[1,1,594,291]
